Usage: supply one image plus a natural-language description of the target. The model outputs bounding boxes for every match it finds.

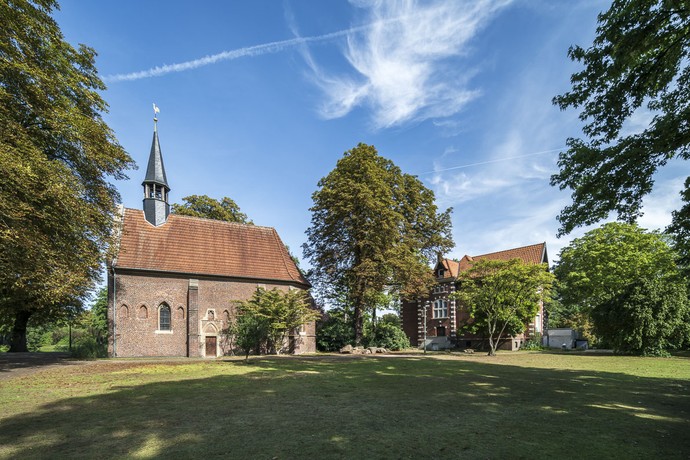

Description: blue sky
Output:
[55,0,690,266]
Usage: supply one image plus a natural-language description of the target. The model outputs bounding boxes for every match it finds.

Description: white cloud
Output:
[103,23,371,83]
[638,174,686,231]
[308,0,512,128]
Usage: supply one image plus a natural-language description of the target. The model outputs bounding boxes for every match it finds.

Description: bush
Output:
[69,336,107,359]
[370,322,410,351]
[316,315,354,352]
[521,333,543,351]
[26,325,50,351]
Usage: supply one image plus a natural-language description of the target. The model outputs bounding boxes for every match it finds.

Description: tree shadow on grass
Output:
[0,356,688,459]
[0,352,74,374]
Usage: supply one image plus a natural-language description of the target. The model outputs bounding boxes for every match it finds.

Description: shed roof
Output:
[113,208,308,286]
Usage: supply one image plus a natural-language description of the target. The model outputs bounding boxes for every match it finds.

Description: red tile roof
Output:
[114,208,308,286]
[449,242,548,275]
[442,258,461,278]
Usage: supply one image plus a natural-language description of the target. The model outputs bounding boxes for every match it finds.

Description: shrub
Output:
[370,322,409,351]
[316,314,354,352]
[521,333,543,351]
[70,336,107,359]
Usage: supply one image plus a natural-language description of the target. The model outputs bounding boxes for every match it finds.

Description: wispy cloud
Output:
[307,0,512,128]
[421,147,564,175]
[103,25,369,83]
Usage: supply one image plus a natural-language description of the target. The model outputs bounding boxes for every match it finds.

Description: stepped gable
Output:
[114,208,308,286]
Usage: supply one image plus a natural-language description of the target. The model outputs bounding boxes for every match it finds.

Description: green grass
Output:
[0,352,689,459]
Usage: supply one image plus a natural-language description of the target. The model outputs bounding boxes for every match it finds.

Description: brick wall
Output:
[109,270,315,357]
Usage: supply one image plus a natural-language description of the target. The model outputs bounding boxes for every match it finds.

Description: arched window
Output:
[159,304,171,331]
[120,304,129,319]
[138,305,148,319]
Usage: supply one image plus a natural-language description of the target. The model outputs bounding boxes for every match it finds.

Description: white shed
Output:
[545,328,578,349]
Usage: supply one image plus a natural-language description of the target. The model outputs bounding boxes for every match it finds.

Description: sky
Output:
[54,0,690,267]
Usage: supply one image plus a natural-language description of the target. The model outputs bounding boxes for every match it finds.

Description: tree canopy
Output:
[171,194,252,224]
[453,259,554,356]
[552,1,690,238]
[554,222,690,353]
[0,0,134,351]
[303,143,453,345]
[231,288,319,360]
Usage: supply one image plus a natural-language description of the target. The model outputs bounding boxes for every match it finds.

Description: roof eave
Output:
[112,265,311,288]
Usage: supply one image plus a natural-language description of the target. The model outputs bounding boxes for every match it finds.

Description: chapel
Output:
[107,117,313,357]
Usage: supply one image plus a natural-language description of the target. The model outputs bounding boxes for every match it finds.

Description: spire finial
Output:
[152,103,160,131]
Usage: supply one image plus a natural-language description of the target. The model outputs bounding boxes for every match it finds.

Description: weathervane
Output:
[152,103,160,131]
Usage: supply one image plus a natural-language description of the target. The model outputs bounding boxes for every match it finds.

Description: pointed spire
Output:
[143,128,169,187]
[143,104,168,188]
[142,104,170,226]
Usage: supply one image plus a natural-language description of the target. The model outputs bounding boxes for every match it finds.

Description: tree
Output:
[593,277,690,355]
[316,308,354,352]
[668,184,690,275]
[0,0,134,351]
[554,222,690,352]
[171,195,252,224]
[552,1,690,238]
[234,288,320,356]
[233,313,269,362]
[303,143,453,345]
[85,287,108,346]
[545,285,596,343]
[453,259,554,356]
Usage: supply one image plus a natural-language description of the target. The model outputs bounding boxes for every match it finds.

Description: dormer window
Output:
[438,269,445,278]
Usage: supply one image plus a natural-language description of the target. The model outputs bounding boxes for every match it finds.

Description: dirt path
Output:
[0,352,88,381]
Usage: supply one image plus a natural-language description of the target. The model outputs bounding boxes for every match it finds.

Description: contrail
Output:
[420,148,565,175]
[104,25,370,83]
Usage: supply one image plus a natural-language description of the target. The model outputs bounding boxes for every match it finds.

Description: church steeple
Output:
[142,105,170,226]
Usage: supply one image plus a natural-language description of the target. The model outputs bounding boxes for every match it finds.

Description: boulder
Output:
[340,344,353,354]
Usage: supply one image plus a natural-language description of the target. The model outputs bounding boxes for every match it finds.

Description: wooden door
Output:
[205,336,217,357]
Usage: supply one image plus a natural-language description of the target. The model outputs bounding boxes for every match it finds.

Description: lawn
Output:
[0,352,688,459]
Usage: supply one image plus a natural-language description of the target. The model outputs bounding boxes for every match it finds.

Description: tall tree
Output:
[554,222,690,352]
[171,195,252,224]
[552,1,690,237]
[593,277,689,355]
[0,0,134,351]
[453,259,554,356]
[303,143,453,345]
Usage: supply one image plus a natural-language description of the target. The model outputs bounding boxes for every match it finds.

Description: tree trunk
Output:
[487,333,498,356]
[8,309,32,352]
[487,341,496,356]
[353,304,363,346]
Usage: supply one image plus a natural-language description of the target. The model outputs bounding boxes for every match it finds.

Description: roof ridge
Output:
[123,207,274,230]
[471,242,545,259]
